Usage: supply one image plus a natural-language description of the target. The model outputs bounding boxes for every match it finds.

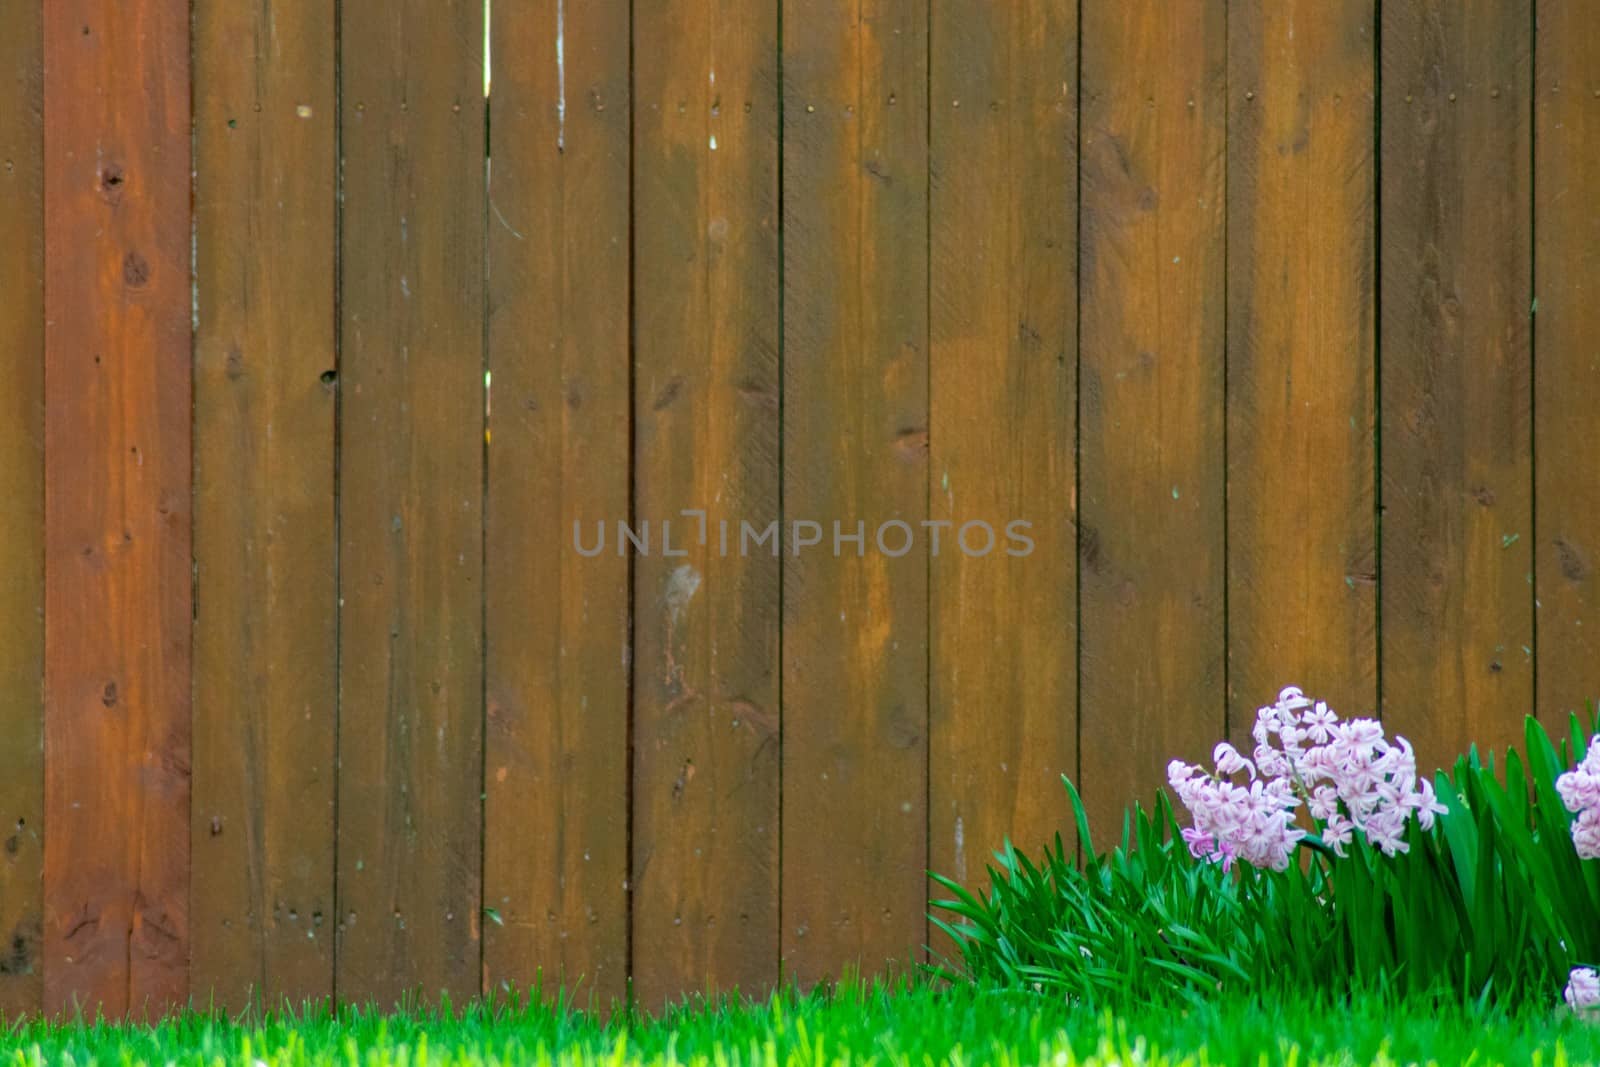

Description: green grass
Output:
[2,983,1596,1067]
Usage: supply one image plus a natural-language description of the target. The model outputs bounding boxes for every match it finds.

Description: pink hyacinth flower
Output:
[1566,967,1600,1017]
[1167,686,1449,871]
[1556,738,1600,861]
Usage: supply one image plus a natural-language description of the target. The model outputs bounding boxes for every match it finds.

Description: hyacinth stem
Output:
[1297,835,1338,861]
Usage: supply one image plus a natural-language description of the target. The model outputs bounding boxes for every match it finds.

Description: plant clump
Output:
[933,690,1600,1017]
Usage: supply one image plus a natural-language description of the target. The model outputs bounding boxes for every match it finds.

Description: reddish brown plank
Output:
[1227,0,1377,729]
[928,0,1078,877]
[0,0,44,1018]
[631,0,781,1006]
[42,0,192,1018]
[192,0,337,1010]
[1078,0,1226,845]
[337,0,485,1008]
[781,0,928,985]
[1535,3,1600,723]
[483,0,632,1006]
[1381,1,1532,771]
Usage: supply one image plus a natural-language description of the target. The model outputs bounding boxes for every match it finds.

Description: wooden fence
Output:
[0,0,1597,1019]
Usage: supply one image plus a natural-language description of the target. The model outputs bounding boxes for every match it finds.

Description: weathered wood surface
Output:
[13,0,1600,1014]
[1227,0,1378,734]
[483,0,633,1007]
[192,0,338,1010]
[0,0,44,1019]
[928,0,1078,881]
[42,0,193,1018]
[1535,2,1600,725]
[1381,0,1532,769]
[337,0,486,1008]
[631,0,782,1007]
[781,0,930,985]
[1078,0,1226,843]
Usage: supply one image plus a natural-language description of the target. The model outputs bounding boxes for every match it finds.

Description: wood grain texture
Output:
[1381,1,1532,771]
[1227,0,1377,730]
[1535,2,1600,722]
[0,0,43,1018]
[928,0,1077,880]
[337,0,485,1008]
[631,0,780,1007]
[1078,0,1226,844]
[781,0,928,986]
[483,0,632,1006]
[42,0,192,1018]
[12,2,1588,1011]
[192,0,337,1010]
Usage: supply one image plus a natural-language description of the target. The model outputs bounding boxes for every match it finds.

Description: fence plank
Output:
[781,0,929,985]
[1227,0,1377,729]
[1381,2,1532,770]
[1077,0,1225,844]
[337,0,485,1007]
[631,0,781,1006]
[192,0,337,1010]
[42,0,192,1017]
[928,0,1077,880]
[0,0,43,1018]
[1535,3,1600,723]
[483,0,632,1006]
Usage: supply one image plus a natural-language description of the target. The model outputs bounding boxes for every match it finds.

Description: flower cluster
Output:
[1168,686,1448,871]
[1555,737,1600,860]
[1167,763,1304,871]
[1567,967,1600,1017]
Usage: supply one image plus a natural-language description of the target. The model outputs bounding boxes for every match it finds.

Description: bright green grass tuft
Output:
[1,982,1596,1066]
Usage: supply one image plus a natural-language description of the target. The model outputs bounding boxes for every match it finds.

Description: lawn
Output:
[3,983,1596,1067]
